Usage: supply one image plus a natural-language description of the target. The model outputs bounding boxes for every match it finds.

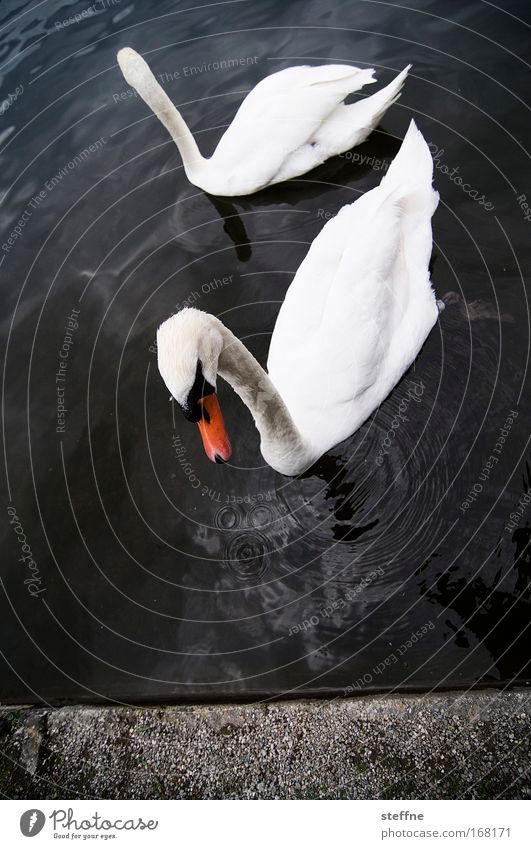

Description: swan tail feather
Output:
[362,63,411,120]
[315,65,410,152]
[352,63,411,129]
[382,118,432,187]
[307,65,376,92]
[380,119,438,214]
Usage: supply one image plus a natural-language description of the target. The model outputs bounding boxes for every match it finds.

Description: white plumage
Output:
[157,120,439,476]
[268,119,439,457]
[117,47,410,196]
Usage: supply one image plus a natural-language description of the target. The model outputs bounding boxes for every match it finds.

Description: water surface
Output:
[1,0,530,703]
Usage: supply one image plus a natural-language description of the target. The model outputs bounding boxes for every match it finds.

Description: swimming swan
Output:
[117,47,410,196]
[157,121,439,475]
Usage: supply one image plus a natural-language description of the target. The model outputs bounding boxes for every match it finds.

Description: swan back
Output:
[267,120,439,456]
[208,64,376,194]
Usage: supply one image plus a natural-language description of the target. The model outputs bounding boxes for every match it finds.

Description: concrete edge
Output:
[1,688,530,799]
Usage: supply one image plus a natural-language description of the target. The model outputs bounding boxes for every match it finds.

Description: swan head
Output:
[117,48,153,92]
[157,309,232,463]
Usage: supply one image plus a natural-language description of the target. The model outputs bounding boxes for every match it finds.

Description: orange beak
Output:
[197,393,232,463]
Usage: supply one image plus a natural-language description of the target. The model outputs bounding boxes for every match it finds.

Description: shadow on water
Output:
[299,452,379,544]
[417,460,531,683]
[204,194,253,262]
[203,130,402,261]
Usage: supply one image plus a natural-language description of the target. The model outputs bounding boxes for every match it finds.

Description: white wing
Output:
[211,64,376,190]
[267,121,438,454]
[312,64,411,154]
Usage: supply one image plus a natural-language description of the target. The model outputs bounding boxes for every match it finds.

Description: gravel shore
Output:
[1,689,529,799]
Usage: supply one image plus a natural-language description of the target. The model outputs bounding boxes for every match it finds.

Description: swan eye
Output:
[181,361,215,422]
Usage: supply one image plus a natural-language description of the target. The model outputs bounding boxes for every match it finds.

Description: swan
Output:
[157,120,439,475]
[117,47,410,196]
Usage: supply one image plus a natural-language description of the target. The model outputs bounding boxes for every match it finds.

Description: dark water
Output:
[1,0,530,704]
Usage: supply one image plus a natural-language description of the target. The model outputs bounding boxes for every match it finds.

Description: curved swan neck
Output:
[215,322,315,476]
[118,50,204,180]
[141,83,203,178]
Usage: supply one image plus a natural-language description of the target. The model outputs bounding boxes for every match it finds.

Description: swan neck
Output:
[216,323,314,475]
[161,97,203,177]
[134,73,204,178]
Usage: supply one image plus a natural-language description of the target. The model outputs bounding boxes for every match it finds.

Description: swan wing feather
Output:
[312,64,411,154]
[268,120,438,452]
[211,65,376,188]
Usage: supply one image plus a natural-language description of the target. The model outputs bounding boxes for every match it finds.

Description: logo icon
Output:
[20,810,45,837]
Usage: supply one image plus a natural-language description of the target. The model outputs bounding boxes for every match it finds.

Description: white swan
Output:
[157,120,439,475]
[117,47,410,197]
